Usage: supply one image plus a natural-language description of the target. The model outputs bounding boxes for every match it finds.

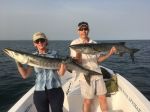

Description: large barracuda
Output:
[3,48,103,85]
[69,42,139,63]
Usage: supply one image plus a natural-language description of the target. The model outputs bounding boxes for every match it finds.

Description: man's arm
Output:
[98,46,117,63]
[70,41,82,63]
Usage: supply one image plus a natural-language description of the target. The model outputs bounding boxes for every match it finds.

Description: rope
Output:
[66,81,72,95]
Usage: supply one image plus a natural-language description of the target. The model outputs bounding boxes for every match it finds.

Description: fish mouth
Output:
[68,45,73,48]
[3,48,13,57]
[69,45,77,49]
[69,44,77,47]
[3,48,9,55]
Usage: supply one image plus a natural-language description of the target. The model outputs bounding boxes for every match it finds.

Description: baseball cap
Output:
[32,32,47,42]
[78,21,89,29]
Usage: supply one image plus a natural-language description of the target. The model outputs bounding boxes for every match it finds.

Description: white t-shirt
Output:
[70,38,103,81]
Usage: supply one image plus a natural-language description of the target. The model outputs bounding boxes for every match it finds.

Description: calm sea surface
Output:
[0,40,150,112]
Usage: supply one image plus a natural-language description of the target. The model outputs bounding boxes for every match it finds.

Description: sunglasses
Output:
[78,28,89,31]
[34,38,46,44]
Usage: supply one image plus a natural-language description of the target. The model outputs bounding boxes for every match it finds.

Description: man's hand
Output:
[98,46,117,63]
[108,46,117,56]
[75,52,82,63]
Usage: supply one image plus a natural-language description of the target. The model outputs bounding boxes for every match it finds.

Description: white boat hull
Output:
[8,67,150,112]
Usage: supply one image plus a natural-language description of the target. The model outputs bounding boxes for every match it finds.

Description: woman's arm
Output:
[16,62,33,79]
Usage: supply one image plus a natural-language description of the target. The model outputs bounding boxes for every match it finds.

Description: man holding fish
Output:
[70,22,117,112]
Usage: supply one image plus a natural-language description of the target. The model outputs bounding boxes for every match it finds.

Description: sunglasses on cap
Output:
[34,38,46,44]
[78,28,89,31]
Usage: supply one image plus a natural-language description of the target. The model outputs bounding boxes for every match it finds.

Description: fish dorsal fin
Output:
[118,52,124,57]
[118,42,126,45]
[84,75,91,85]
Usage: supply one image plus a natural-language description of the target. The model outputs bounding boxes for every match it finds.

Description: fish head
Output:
[69,44,97,54]
[3,48,28,64]
[69,44,83,53]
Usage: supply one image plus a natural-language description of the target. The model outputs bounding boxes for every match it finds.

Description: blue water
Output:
[0,40,150,112]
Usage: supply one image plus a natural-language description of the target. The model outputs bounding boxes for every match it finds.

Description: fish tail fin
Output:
[84,71,94,85]
[84,75,91,85]
[84,71,103,85]
[130,48,140,63]
[132,48,140,53]
[118,42,126,45]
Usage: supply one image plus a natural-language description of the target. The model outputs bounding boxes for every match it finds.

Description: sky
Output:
[0,0,150,40]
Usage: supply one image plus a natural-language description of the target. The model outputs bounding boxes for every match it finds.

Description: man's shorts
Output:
[80,78,107,99]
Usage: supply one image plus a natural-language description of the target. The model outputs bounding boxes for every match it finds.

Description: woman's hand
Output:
[15,61,32,79]
[16,61,23,68]
[58,63,66,76]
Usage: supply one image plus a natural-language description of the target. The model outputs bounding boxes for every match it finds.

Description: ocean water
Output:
[0,40,150,112]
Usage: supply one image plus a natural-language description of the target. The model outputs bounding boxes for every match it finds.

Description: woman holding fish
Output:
[16,32,66,112]
[70,22,117,112]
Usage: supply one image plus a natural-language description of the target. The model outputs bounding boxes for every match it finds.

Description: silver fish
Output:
[69,42,139,63]
[3,48,63,69]
[3,48,103,85]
